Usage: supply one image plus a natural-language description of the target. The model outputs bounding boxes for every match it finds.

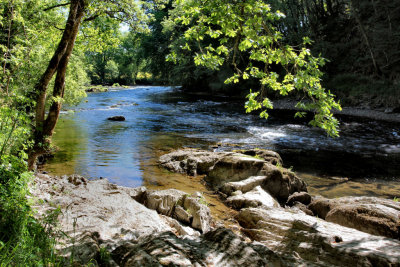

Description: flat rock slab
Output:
[32,174,172,240]
[236,207,400,266]
[309,196,400,239]
[111,228,286,267]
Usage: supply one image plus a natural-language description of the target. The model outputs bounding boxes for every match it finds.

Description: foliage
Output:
[0,94,61,265]
[168,0,341,136]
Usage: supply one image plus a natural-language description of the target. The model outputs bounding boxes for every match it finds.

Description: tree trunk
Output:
[350,0,382,77]
[28,0,85,170]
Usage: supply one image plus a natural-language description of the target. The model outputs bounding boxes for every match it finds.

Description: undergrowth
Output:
[0,95,62,266]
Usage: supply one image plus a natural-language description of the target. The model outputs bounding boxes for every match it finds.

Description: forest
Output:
[1,0,400,265]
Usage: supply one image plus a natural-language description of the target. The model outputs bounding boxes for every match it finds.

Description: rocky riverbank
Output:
[31,148,400,266]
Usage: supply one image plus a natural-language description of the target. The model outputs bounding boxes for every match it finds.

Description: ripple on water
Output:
[47,86,400,201]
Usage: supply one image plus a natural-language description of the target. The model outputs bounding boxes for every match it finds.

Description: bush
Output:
[0,95,61,265]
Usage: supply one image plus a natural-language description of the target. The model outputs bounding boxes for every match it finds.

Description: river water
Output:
[46,86,400,200]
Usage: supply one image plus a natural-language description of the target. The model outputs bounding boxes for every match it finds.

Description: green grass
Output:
[0,169,63,266]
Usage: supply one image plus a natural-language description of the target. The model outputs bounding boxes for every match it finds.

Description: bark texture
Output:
[29,0,85,170]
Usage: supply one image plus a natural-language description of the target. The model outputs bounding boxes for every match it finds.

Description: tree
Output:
[27,0,158,169]
[169,0,341,136]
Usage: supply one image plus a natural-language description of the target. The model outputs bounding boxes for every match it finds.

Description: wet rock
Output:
[286,192,312,206]
[234,149,283,165]
[226,186,280,209]
[111,228,284,267]
[309,196,400,239]
[236,207,400,266]
[107,116,125,121]
[183,196,212,233]
[221,176,267,196]
[144,189,186,216]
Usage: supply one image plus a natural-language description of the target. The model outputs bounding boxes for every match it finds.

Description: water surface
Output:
[46,86,400,200]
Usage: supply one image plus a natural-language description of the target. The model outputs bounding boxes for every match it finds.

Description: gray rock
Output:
[31,177,172,241]
[226,186,280,209]
[162,215,200,237]
[128,186,147,203]
[144,189,186,216]
[183,196,212,233]
[160,149,307,202]
[173,205,192,224]
[260,163,308,202]
[221,176,267,196]
[236,207,400,266]
[309,196,400,239]
[61,232,100,265]
[206,154,266,187]
[308,196,335,219]
[286,192,312,206]
[159,149,225,176]
[290,202,314,216]
[111,228,285,267]
[231,190,243,196]
[234,149,283,165]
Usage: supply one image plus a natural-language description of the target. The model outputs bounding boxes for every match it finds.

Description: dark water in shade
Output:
[46,86,400,200]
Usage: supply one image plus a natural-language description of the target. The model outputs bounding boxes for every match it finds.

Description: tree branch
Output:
[43,2,70,12]
[83,14,99,22]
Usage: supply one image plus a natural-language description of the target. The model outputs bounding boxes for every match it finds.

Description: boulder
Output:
[111,228,285,267]
[221,176,267,196]
[31,176,173,241]
[160,149,308,202]
[173,205,192,224]
[236,207,400,266]
[107,116,125,121]
[234,149,283,165]
[286,192,312,206]
[259,163,308,202]
[290,202,314,216]
[206,154,266,187]
[144,189,186,216]
[183,196,212,233]
[161,215,200,237]
[226,186,280,209]
[309,196,400,239]
[128,186,147,203]
[308,196,335,219]
[159,149,226,176]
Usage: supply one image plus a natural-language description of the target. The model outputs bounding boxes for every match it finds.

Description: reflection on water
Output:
[46,86,400,202]
[300,173,400,199]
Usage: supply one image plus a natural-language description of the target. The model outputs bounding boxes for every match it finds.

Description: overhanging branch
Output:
[43,2,70,12]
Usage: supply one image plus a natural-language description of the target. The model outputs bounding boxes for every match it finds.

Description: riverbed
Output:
[45,86,400,200]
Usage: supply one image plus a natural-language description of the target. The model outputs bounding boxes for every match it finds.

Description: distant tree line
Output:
[87,0,399,106]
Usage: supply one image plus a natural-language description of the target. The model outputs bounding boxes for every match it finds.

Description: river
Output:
[46,86,400,200]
